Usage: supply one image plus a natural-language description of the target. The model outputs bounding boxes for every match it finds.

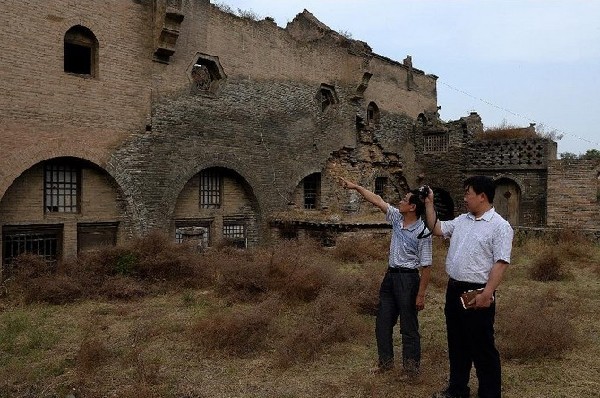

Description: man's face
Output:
[463,186,484,213]
[399,193,415,212]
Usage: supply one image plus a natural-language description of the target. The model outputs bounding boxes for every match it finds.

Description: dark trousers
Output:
[445,279,501,398]
[375,270,420,370]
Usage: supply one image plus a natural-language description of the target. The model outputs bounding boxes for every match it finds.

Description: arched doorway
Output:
[432,188,454,221]
[494,178,521,226]
[172,167,260,248]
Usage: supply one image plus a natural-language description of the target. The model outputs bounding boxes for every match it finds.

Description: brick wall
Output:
[547,159,600,229]
[0,0,153,222]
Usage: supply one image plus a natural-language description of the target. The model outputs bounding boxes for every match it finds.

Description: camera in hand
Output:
[418,185,430,199]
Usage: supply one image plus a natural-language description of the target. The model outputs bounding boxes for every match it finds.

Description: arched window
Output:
[64,25,98,77]
[367,102,380,126]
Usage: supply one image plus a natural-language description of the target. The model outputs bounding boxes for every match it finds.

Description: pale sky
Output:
[213,0,600,156]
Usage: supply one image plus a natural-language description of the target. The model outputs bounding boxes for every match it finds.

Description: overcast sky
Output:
[213,0,600,155]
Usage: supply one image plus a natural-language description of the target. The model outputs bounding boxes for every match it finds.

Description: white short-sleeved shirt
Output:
[386,205,433,269]
[441,207,513,284]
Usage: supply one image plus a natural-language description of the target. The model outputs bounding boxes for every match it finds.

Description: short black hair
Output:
[408,189,425,217]
[464,175,495,203]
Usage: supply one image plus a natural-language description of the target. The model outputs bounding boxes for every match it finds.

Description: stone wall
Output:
[547,159,600,229]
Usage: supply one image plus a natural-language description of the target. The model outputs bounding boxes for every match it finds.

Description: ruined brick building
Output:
[1,0,599,272]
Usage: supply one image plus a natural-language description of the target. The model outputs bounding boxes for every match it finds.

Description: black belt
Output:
[448,278,486,290]
[388,267,419,274]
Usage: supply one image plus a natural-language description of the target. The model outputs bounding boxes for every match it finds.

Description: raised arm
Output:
[424,187,443,236]
[339,177,388,213]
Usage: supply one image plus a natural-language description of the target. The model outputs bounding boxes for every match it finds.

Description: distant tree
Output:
[560,152,578,160]
[237,8,261,20]
[337,30,353,39]
[581,149,600,160]
[536,123,563,141]
[559,149,600,160]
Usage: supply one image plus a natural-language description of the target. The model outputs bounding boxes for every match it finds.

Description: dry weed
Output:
[190,296,281,356]
[528,249,572,282]
[76,336,111,374]
[332,234,389,264]
[497,288,577,359]
[328,267,380,315]
[273,290,368,368]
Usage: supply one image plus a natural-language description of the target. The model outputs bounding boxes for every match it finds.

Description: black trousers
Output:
[375,270,421,370]
[445,279,501,398]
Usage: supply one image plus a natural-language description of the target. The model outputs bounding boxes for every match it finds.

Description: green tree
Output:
[581,149,600,160]
[560,152,578,160]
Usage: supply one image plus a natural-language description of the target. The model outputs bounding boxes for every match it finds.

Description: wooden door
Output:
[494,180,520,225]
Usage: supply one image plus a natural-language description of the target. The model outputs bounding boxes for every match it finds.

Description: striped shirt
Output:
[386,205,433,269]
[441,207,513,284]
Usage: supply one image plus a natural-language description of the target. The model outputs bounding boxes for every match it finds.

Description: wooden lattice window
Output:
[423,134,449,153]
[200,170,222,209]
[44,162,80,213]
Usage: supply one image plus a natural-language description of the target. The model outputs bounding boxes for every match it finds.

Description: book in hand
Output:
[460,288,494,309]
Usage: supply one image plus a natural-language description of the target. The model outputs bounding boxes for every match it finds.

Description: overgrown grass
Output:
[0,232,598,397]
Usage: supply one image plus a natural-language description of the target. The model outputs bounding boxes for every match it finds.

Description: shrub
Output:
[273,290,368,367]
[528,250,572,282]
[23,275,83,304]
[190,296,280,356]
[97,275,146,300]
[212,239,332,303]
[332,235,388,264]
[76,336,111,374]
[5,253,53,282]
[328,267,380,316]
[497,288,577,359]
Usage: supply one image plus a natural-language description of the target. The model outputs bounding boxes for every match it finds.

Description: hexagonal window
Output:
[188,53,226,96]
[316,84,338,112]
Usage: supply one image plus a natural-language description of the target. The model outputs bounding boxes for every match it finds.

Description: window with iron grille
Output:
[423,133,449,153]
[2,225,62,268]
[77,222,118,253]
[44,163,80,213]
[200,170,222,209]
[375,177,387,197]
[303,173,321,210]
[223,223,246,248]
[175,219,211,247]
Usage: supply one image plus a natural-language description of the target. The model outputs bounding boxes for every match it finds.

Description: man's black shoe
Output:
[431,388,469,398]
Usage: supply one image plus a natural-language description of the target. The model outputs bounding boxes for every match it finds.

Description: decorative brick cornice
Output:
[154,6,184,64]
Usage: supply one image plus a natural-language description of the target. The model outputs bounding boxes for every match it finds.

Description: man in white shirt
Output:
[425,176,513,398]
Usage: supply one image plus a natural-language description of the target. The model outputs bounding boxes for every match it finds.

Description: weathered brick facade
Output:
[547,159,600,230]
[1,0,595,272]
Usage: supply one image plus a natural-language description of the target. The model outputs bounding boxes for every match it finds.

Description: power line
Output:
[439,80,600,149]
